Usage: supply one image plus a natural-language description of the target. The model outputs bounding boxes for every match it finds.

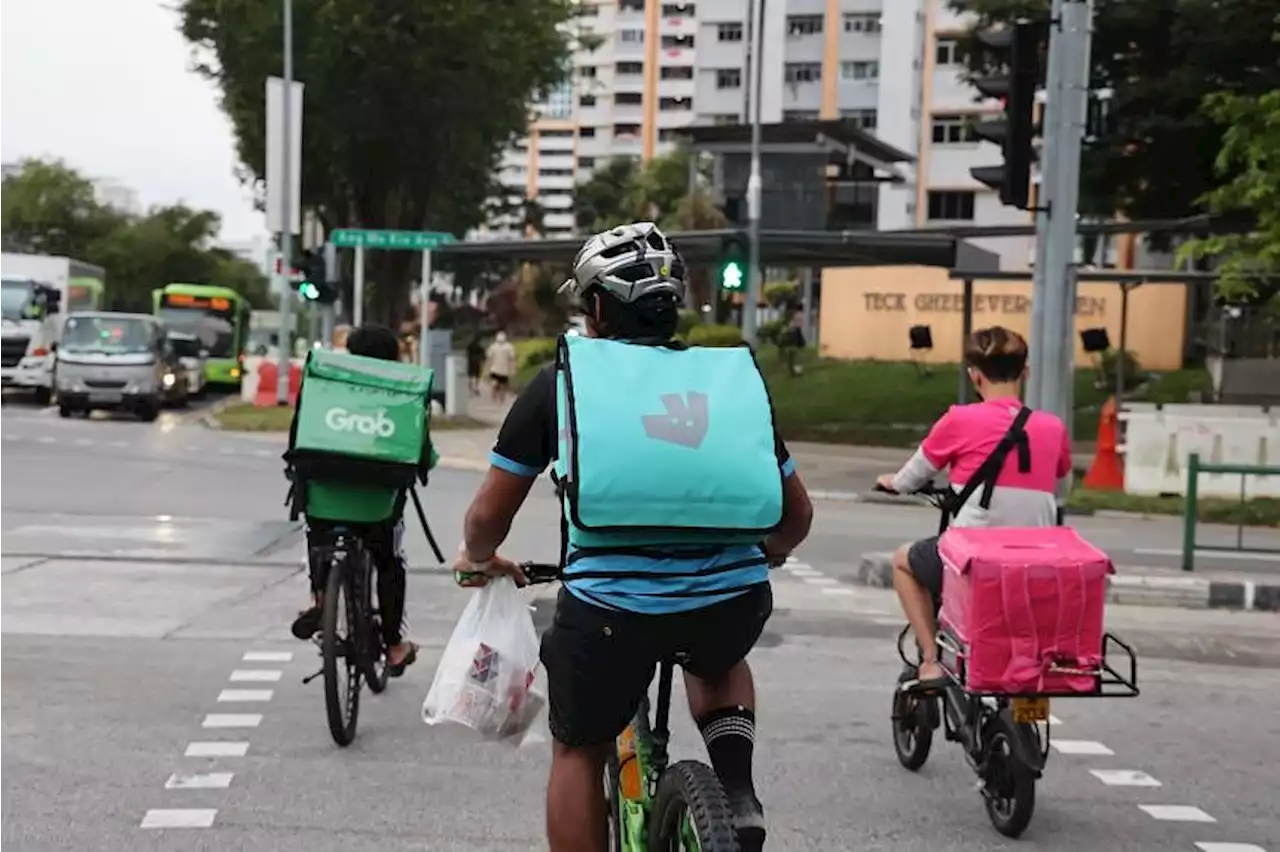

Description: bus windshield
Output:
[157,293,238,358]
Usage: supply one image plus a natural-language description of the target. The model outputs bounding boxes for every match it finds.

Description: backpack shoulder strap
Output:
[951,406,1034,514]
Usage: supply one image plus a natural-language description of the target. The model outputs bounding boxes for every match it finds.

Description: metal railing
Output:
[1180,452,1280,571]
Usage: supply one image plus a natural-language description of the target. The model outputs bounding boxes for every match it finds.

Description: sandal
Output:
[291,605,322,640]
[900,662,949,695]
[387,642,419,677]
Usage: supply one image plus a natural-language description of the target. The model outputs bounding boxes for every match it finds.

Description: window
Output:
[785,62,821,83]
[662,2,695,15]
[712,113,740,125]
[540,129,574,138]
[931,114,977,144]
[659,128,682,141]
[661,65,694,80]
[578,156,596,168]
[614,123,642,137]
[787,15,823,36]
[619,29,644,44]
[840,60,879,80]
[539,168,575,177]
[616,61,644,75]
[843,13,881,33]
[783,110,820,122]
[935,38,959,66]
[661,34,695,49]
[575,3,600,17]
[579,65,597,79]
[580,127,596,138]
[715,68,741,89]
[927,190,976,221]
[619,0,644,11]
[580,94,597,107]
[717,22,743,42]
[660,96,692,111]
[615,91,643,105]
[841,108,878,129]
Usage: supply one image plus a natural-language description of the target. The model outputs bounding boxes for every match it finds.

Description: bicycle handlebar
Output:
[873,482,948,497]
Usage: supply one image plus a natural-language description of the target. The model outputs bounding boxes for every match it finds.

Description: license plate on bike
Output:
[1012,697,1050,723]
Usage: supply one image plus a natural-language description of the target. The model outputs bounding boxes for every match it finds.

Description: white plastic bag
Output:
[422,576,546,746]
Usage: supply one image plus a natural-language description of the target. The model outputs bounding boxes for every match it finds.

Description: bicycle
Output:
[877,482,1139,838]
[517,561,744,852]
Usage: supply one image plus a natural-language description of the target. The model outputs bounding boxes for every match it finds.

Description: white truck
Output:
[1,253,107,403]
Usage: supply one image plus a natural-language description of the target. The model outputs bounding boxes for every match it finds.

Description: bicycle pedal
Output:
[302,668,323,685]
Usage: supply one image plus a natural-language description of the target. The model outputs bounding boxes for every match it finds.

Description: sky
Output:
[1,0,262,241]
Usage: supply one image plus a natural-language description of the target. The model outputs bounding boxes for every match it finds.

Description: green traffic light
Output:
[298,281,320,301]
[721,261,744,291]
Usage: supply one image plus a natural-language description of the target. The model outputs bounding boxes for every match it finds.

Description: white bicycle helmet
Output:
[561,222,686,305]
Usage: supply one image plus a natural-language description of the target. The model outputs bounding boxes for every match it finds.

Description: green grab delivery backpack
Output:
[284,349,437,524]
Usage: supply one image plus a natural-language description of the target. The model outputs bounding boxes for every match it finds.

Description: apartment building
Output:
[478,0,1035,268]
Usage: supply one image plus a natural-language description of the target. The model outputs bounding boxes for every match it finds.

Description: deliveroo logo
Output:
[325,407,396,438]
[642,392,709,449]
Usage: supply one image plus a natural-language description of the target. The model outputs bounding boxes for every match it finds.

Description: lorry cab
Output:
[1,276,63,404]
[55,312,186,421]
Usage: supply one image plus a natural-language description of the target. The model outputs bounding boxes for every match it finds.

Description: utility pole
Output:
[741,0,766,346]
[1032,0,1093,428]
[275,0,294,406]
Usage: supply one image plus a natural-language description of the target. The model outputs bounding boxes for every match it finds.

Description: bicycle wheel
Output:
[321,554,361,746]
[891,685,935,771]
[603,752,622,852]
[981,710,1037,838]
[648,760,739,852]
[355,548,389,695]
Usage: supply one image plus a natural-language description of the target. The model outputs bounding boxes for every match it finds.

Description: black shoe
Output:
[728,793,766,852]
[291,606,321,640]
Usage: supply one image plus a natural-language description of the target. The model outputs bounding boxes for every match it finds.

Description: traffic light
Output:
[295,251,336,304]
[719,232,748,291]
[969,21,1042,210]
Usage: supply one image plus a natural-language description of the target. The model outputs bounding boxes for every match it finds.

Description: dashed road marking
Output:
[1051,739,1114,756]
[165,773,234,790]
[202,714,262,729]
[217,689,273,702]
[1089,769,1161,787]
[140,809,217,829]
[1139,805,1217,823]
[821,587,857,596]
[229,669,282,682]
[242,650,292,662]
[1195,844,1268,852]
[185,741,249,757]
[803,576,838,586]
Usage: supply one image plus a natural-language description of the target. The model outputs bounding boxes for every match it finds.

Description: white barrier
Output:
[1120,404,1279,498]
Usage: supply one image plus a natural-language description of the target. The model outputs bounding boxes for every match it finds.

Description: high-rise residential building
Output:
[478,0,1036,268]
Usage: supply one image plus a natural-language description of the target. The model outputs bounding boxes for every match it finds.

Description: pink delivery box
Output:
[938,527,1114,695]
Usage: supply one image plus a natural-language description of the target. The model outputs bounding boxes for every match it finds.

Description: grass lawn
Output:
[214,402,486,432]
[1067,485,1280,527]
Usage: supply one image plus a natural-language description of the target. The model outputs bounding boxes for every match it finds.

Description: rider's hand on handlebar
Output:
[875,474,900,494]
[453,548,529,588]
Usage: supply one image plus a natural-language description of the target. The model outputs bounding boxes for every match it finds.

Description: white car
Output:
[167,332,208,397]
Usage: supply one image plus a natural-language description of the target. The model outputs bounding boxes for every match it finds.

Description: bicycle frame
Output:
[614,660,678,849]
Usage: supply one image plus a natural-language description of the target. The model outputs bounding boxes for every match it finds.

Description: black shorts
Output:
[489,372,510,386]
[539,584,773,748]
[906,535,944,610]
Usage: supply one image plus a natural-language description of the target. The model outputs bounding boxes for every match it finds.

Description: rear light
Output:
[31,347,49,357]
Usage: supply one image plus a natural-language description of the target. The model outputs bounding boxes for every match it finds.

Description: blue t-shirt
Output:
[489,365,796,614]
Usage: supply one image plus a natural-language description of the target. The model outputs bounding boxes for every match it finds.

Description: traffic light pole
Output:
[1030,0,1093,432]
[741,0,766,347]
[275,0,294,406]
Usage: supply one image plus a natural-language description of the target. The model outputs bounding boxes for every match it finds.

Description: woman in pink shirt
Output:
[876,326,1073,691]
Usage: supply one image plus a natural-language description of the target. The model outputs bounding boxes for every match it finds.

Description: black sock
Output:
[697,705,759,807]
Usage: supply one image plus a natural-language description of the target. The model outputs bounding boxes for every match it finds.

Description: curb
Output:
[856,551,1280,612]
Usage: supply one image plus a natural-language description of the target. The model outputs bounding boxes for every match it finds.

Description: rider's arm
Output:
[461,368,554,561]
[763,440,813,559]
[890,406,958,492]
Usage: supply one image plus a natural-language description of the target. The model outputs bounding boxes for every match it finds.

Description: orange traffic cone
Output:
[1083,396,1124,490]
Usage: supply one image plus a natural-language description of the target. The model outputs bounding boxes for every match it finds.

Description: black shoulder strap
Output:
[549,339,569,572]
[408,486,445,564]
[951,406,1033,514]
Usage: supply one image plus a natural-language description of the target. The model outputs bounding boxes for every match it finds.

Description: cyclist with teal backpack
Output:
[285,324,438,675]
[454,223,815,852]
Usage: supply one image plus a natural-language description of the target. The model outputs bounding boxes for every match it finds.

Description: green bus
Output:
[152,283,252,387]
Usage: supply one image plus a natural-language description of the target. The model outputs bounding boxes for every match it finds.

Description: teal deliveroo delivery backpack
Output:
[282,348,444,560]
[551,333,785,559]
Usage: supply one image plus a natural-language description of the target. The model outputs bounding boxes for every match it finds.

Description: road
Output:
[2,404,1278,851]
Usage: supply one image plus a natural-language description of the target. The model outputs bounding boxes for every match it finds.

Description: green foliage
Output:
[763,281,798,308]
[176,0,576,322]
[1098,348,1143,393]
[0,158,271,312]
[676,309,701,335]
[685,323,743,347]
[950,0,1280,226]
[514,337,558,369]
[1179,89,1280,301]
[757,318,787,346]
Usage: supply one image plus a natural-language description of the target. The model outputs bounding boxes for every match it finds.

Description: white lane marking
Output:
[784,556,799,564]
[37,436,55,444]
[1049,714,1063,725]
[1089,769,1161,787]
[822,587,857,596]
[73,438,94,446]
[108,440,128,448]
[185,741,249,757]
[202,714,262,729]
[1051,740,1114,756]
[804,576,838,586]
[1139,805,1217,823]
[140,809,217,829]
[1195,844,1268,851]
[788,568,822,578]
[165,773,234,790]
[229,669,282,682]
[242,651,293,662]
[217,689,273,702]
[1135,547,1280,563]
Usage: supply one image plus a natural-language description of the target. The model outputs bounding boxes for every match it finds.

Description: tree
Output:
[1,159,123,257]
[177,0,576,325]
[1179,90,1280,302]
[951,0,1280,224]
